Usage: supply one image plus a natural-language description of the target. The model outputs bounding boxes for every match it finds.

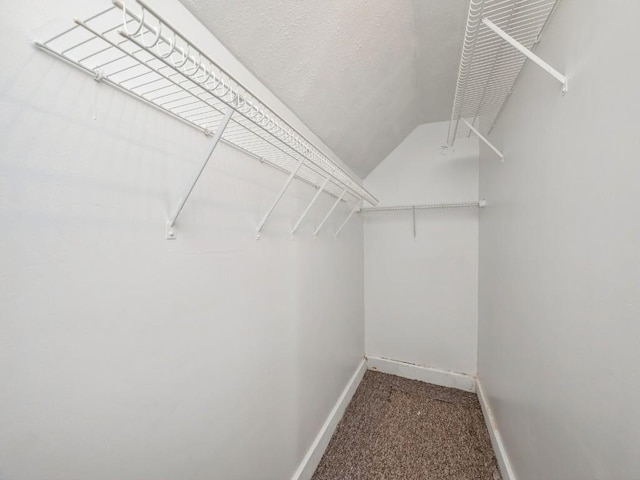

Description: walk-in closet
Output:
[2,1,639,479]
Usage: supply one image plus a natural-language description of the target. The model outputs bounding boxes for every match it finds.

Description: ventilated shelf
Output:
[35,0,377,238]
[448,0,566,157]
[360,201,486,239]
[359,201,486,213]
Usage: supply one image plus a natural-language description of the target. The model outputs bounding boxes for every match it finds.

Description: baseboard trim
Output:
[365,356,476,392]
[290,358,367,480]
[476,379,516,480]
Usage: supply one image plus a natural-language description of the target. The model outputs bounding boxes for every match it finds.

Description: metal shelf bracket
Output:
[166,108,233,239]
[291,176,330,237]
[334,201,360,238]
[482,17,568,94]
[314,189,346,237]
[462,119,504,162]
[256,158,304,239]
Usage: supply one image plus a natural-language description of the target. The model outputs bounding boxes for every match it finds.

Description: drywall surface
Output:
[478,1,640,479]
[177,0,469,177]
[0,2,365,479]
[364,121,479,376]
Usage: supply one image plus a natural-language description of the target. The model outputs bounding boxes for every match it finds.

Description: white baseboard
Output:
[366,355,476,392]
[476,380,516,480]
[290,358,367,480]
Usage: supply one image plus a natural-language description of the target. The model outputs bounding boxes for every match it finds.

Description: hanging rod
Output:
[34,0,377,238]
[360,201,486,239]
[447,0,562,146]
[359,200,486,213]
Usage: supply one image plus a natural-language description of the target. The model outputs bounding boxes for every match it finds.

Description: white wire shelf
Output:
[448,0,563,148]
[359,200,486,213]
[34,0,377,238]
[360,201,486,239]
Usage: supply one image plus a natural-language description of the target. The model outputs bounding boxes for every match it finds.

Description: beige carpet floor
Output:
[312,370,501,480]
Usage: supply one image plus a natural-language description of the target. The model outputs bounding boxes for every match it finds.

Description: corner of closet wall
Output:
[362,121,479,384]
[1,1,365,479]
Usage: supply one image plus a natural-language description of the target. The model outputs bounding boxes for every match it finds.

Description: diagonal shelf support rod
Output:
[291,176,330,236]
[314,189,346,236]
[462,119,504,162]
[257,159,304,236]
[482,17,568,93]
[166,108,233,238]
[335,201,361,238]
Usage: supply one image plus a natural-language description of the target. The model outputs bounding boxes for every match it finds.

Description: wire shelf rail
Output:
[360,201,486,239]
[359,201,486,213]
[34,0,376,238]
[447,0,564,154]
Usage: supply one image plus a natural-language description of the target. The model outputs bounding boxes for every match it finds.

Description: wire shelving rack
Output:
[34,0,377,238]
[360,201,486,239]
[448,0,565,156]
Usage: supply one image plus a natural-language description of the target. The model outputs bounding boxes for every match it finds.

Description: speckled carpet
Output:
[312,370,501,480]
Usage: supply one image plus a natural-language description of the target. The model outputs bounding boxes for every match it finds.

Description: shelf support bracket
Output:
[462,118,504,162]
[314,189,346,237]
[482,17,568,93]
[166,108,233,239]
[291,175,331,237]
[256,158,304,238]
[335,200,361,238]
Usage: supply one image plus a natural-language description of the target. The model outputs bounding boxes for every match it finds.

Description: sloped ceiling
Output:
[178,0,469,178]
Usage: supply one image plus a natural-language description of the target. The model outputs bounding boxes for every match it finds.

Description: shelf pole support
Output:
[166,108,233,239]
[482,17,568,93]
[291,175,331,236]
[256,159,304,237]
[462,118,504,162]
[335,200,361,238]
[314,189,346,237]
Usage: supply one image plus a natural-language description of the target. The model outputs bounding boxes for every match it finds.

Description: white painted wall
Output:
[0,2,365,479]
[478,1,640,479]
[364,121,479,376]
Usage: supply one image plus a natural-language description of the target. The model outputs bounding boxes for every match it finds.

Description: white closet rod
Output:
[359,200,486,213]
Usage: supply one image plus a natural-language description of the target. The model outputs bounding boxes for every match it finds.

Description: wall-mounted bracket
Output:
[166,222,177,240]
[256,158,304,239]
[462,119,504,162]
[166,108,233,239]
[482,17,568,94]
[334,200,361,238]
[291,175,330,237]
[314,189,346,237]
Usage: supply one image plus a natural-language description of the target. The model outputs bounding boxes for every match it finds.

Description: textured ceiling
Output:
[178,0,469,177]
